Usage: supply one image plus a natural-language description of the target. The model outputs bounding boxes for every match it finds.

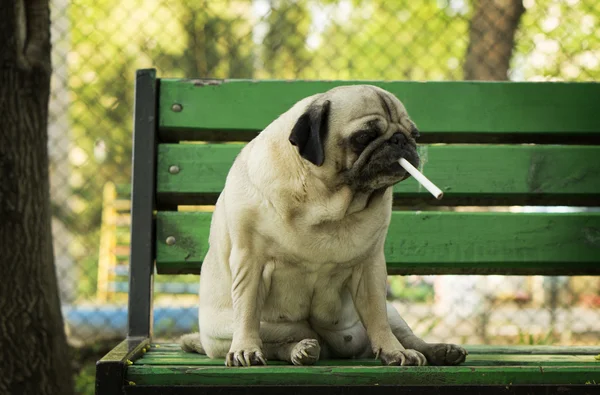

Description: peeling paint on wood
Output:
[582,227,600,248]
[156,144,600,206]
[155,211,600,275]
[125,344,600,386]
[158,79,600,138]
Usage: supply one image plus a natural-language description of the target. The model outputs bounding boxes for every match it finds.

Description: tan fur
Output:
[180,85,467,367]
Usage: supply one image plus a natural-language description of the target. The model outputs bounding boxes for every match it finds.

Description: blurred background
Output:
[46,0,599,392]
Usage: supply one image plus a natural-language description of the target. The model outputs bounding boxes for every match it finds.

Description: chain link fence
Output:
[48,0,600,347]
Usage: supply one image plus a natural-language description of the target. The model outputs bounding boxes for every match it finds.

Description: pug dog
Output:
[180,85,467,367]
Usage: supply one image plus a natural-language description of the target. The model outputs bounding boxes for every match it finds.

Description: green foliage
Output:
[67,0,142,299]
[260,1,312,78]
[306,0,470,80]
[513,0,600,81]
[388,277,434,303]
[74,363,95,395]
[147,1,255,77]
[61,0,599,302]
[517,328,559,345]
[66,0,255,300]
[77,252,100,297]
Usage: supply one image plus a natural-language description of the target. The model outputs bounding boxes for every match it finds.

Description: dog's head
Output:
[289,85,420,191]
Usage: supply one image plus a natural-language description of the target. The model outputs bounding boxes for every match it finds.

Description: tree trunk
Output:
[0,1,75,394]
[463,0,525,80]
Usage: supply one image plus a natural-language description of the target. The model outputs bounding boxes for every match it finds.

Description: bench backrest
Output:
[126,68,600,338]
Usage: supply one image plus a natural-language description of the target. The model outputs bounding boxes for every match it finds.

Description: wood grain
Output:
[155,211,600,275]
[125,344,600,385]
[156,143,600,206]
[157,79,600,142]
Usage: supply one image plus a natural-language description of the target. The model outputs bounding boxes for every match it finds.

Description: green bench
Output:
[95,69,600,394]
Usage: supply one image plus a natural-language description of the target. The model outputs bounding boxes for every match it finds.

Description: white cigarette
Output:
[398,158,444,200]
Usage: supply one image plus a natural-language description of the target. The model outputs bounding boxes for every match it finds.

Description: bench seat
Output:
[124,343,600,387]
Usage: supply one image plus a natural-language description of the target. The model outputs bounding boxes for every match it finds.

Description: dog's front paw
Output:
[379,348,427,366]
[291,338,320,366]
[225,345,267,367]
[423,343,468,366]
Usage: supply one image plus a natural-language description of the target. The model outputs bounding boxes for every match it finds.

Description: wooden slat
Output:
[135,354,598,367]
[150,343,600,355]
[156,144,600,206]
[158,79,600,142]
[136,344,600,367]
[155,211,600,275]
[127,365,600,386]
[127,345,600,385]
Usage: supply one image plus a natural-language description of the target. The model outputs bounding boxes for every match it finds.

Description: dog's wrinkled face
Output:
[289,85,420,191]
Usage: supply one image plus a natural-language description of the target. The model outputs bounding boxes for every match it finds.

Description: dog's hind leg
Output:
[262,339,321,366]
[386,303,468,366]
[259,321,326,366]
[183,319,326,365]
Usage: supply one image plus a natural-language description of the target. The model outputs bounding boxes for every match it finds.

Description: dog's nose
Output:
[389,132,406,145]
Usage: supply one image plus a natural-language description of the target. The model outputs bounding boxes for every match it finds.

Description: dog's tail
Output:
[179,332,205,354]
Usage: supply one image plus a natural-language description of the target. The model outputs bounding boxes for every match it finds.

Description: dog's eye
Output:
[353,131,376,146]
[410,126,420,140]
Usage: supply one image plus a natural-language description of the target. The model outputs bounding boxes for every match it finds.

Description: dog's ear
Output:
[289,100,331,166]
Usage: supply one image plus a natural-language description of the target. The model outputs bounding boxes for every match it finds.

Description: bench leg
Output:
[96,337,150,395]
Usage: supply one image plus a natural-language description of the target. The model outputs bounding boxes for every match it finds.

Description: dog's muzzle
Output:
[348,133,419,189]
[387,132,419,171]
